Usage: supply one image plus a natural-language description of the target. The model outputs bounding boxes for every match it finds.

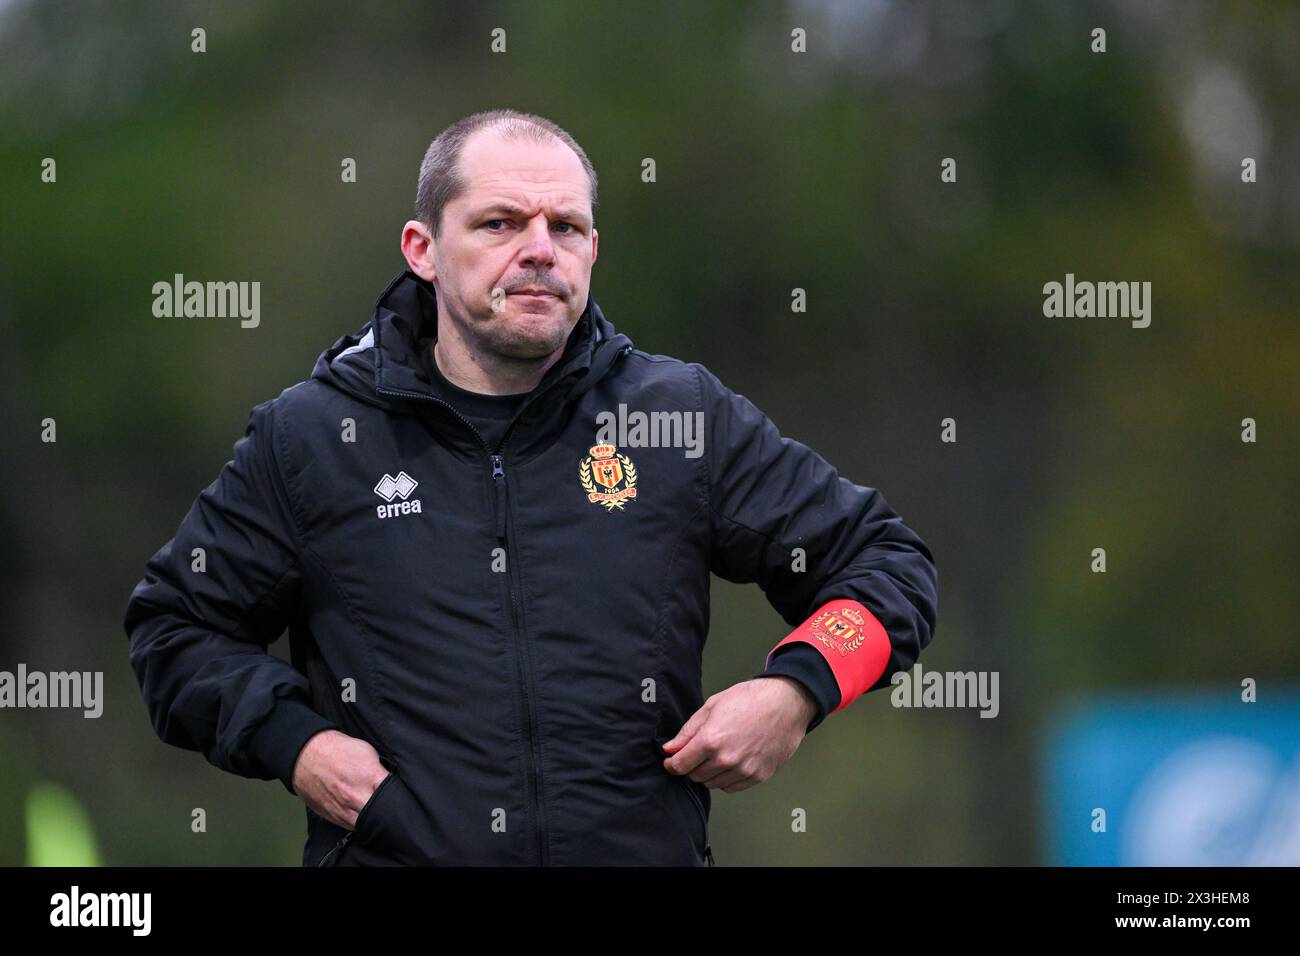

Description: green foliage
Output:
[26,782,101,867]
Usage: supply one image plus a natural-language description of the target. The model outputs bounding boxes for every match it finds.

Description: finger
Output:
[662,699,713,752]
[329,789,360,830]
[683,755,728,782]
[699,766,747,791]
[664,725,717,777]
[323,780,368,830]
[315,794,356,832]
[342,771,389,828]
[339,790,367,830]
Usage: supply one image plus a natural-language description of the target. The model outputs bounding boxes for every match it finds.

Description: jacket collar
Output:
[311,269,633,453]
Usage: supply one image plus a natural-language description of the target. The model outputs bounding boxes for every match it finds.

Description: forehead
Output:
[454,128,591,212]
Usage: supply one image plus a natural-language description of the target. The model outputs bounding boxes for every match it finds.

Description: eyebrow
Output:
[473,202,589,225]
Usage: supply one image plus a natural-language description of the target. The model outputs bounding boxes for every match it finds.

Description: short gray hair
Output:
[414,109,598,238]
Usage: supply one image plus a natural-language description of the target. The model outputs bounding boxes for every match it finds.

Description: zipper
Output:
[374,380,550,866]
[317,830,353,867]
[492,450,549,866]
[678,776,713,866]
[373,384,495,450]
[371,343,634,865]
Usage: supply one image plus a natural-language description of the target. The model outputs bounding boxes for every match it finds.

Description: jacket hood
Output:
[311,269,633,417]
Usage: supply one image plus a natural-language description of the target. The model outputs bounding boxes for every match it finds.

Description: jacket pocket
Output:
[675,774,712,863]
[681,780,722,868]
[353,771,397,838]
[653,729,714,865]
[344,768,436,865]
[313,769,397,867]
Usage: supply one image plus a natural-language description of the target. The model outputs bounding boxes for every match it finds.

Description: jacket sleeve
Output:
[695,363,938,726]
[122,398,338,795]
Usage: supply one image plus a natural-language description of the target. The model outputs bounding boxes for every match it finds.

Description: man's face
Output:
[423,129,598,361]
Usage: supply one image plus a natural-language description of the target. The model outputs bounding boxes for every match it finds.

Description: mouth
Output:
[510,290,558,298]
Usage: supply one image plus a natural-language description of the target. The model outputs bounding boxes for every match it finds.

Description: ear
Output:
[591,226,599,266]
[400,220,438,281]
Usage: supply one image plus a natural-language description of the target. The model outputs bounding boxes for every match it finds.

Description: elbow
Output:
[122,603,193,750]
[879,535,938,663]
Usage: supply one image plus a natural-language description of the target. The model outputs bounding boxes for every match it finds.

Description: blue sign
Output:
[1042,689,1300,865]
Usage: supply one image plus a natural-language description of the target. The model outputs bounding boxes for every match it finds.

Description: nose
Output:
[516,215,557,268]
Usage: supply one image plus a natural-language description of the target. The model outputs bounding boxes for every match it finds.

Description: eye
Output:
[554,222,575,234]
[483,219,507,231]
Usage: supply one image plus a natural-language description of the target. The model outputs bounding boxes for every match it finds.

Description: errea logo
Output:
[374,471,423,519]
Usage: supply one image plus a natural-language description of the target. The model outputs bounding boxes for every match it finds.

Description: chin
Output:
[481,319,562,356]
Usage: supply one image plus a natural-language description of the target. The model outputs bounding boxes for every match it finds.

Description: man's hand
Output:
[290,729,390,830]
[661,677,818,793]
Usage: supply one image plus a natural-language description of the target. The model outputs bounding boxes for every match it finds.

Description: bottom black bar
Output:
[0,866,1285,940]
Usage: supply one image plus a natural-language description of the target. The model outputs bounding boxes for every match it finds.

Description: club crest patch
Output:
[809,606,869,657]
[579,444,638,512]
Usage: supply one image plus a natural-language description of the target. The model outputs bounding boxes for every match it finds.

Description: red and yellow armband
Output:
[765,599,892,714]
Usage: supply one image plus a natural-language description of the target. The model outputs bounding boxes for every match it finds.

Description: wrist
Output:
[765,675,818,727]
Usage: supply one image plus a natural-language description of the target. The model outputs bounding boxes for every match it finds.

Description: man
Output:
[124,109,938,866]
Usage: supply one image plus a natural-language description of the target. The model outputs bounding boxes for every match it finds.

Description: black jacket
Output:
[123,270,938,866]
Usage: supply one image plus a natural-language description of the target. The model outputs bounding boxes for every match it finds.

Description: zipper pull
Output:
[318,831,352,867]
[491,454,507,539]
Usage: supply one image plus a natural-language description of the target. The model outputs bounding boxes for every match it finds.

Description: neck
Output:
[431,320,567,396]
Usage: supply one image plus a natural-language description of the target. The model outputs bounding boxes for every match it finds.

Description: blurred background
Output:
[0,0,1296,866]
